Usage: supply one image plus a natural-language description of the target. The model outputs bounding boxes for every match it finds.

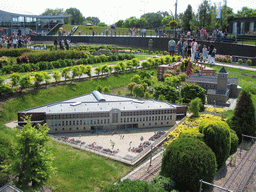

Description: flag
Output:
[216,2,221,19]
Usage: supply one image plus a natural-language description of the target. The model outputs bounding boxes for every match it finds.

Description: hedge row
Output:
[1,54,135,74]
[0,48,32,57]
[23,50,89,63]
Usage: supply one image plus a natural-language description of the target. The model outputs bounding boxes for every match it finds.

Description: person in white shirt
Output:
[191,38,198,62]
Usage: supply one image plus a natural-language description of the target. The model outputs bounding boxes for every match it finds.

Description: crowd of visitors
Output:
[54,38,70,50]
[168,37,217,64]
[0,33,31,49]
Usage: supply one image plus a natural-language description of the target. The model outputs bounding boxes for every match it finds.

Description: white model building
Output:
[18,91,187,133]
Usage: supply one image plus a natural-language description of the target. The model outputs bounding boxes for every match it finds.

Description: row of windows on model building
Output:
[48,109,174,120]
[50,115,173,127]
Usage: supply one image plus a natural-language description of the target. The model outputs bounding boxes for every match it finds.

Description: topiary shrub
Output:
[228,90,256,141]
[246,59,252,66]
[198,118,231,168]
[238,59,243,64]
[230,129,239,154]
[227,58,232,63]
[0,56,11,69]
[160,137,217,191]
[216,57,220,62]
[222,57,228,63]
[179,127,204,141]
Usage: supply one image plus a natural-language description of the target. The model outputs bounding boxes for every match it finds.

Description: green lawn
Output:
[45,139,132,191]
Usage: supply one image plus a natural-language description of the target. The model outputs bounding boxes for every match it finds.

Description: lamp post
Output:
[174,0,178,38]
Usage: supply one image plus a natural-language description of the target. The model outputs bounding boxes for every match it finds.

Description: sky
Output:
[1,0,256,25]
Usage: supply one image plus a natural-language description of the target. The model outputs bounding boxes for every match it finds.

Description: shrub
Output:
[215,57,220,62]
[230,129,239,154]
[102,86,111,93]
[2,65,13,74]
[38,61,48,71]
[222,57,228,63]
[228,90,256,140]
[21,64,32,72]
[238,59,243,64]
[17,55,29,64]
[0,48,31,57]
[179,127,204,141]
[188,97,202,117]
[246,59,252,66]
[198,118,231,168]
[0,56,11,69]
[12,64,23,72]
[30,63,39,71]
[51,61,61,68]
[227,58,232,63]
[161,137,217,191]
[58,59,67,68]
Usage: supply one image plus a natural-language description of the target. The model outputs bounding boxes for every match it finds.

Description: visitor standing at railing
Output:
[183,39,188,58]
[168,37,176,56]
[177,38,183,56]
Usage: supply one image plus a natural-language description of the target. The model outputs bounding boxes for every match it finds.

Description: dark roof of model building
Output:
[0,183,23,192]
[219,66,228,73]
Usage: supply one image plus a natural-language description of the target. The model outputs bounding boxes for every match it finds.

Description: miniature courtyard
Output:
[51,126,172,165]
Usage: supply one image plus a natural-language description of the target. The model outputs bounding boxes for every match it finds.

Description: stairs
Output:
[46,23,63,36]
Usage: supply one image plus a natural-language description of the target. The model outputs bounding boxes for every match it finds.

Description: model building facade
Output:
[18,91,187,133]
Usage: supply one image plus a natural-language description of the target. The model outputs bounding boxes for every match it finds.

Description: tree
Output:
[130,74,141,84]
[115,20,124,27]
[236,7,256,17]
[98,22,107,27]
[162,16,173,28]
[0,125,15,187]
[188,97,202,117]
[128,82,136,95]
[153,84,180,103]
[230,129,239,154]
[140,12,163,28]
[42,72,51,88]
[33,72,45,88]
[132,84,144,98]
[138,18,148,28]
[228,90,256,140]
[144,91,152,99]
[20,74,32,91]
[61,67,71,83]
[71,66,82,82]
[9,73,20,87]
[84,16,100,25]
[182,5,193,31]
[53,70,61,84]
[198,118,231,168]
[131,58,140,70]
[198,0,211,29]
[8,117,55,191]
[161,137,217,191]
[65,8,85,25]
[181,83,206,109]
[102,86,111,93]
[164,76,180,87]
[221,5,234,29]
[41,8,64,16]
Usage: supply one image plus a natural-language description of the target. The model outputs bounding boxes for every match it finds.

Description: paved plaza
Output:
[51,127,171,162]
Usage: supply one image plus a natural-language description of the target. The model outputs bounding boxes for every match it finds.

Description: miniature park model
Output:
[158,62,241,106]
[18,91,187,133]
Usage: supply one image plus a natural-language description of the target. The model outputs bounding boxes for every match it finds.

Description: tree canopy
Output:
[84,16,100,25]
[41,8,65,16]
[8,117,55,191]
[65,8,85,25]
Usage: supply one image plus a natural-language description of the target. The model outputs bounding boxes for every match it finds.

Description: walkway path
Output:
[202,62,256,72]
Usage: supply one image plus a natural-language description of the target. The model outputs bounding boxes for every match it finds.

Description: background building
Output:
[18,91,187,133]
[187,67,242,106]
[0,9,70,36]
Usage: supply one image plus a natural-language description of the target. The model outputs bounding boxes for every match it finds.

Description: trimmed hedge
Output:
[230,129,239,154]
[1,54,136,74]
[0,48,32,57]
[198,119,231,168]
[161,137,217,191]
[23,50,88,63]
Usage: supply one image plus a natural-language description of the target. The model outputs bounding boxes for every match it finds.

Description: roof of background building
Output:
[19,91,176,114]
[0,9,71,19]
[187,76,238,85]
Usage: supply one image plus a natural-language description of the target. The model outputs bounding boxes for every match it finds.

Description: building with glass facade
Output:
[0,9,70,35]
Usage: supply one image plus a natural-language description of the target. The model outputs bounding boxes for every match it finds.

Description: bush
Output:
[227,58,232,63]
[161,137,217,191]
[0,48,31,57]
[198,118,231,168]
[230,129,239,154]
[246,59,252,66]
[17,55,29,64]
[38,61,48,71]
[0,56,11,69]
[238,59,243,64]
[215,57,220,62]
[228,90,256,140]
[222,57,228,63]
[1,65,13,74]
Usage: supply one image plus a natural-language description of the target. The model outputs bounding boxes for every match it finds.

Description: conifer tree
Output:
[229,90,256,139]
